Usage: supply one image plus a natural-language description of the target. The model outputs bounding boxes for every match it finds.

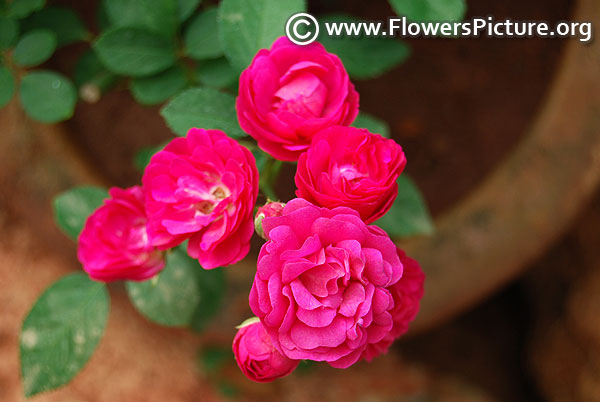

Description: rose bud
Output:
[254,201,285,239]
[249,198,405,369]
[295,126,406,224]
[142,128,258,269]
[361,248,425,362]
[78,186,165,282]
[233,319,299,383]
[236,37,359,161]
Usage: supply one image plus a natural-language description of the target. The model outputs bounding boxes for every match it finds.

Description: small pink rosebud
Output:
[232,320,298,383]
[254,202,285,239]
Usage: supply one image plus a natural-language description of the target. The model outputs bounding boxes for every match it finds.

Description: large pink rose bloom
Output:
[236,37,359,161]
[142,128,258,269]
[233,321,299,383]
[295,126,406,224]
[249,199,403,368]
[78,186,165,282]
[361,248,424,361]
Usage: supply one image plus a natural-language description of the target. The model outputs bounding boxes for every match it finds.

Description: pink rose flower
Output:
[295,126,406,224]
[249,198,403,368]
[361,248,424,361]
[78,186,165,282]
[236,37,359,161]
[142,128,258,269]
[233,320,299,383]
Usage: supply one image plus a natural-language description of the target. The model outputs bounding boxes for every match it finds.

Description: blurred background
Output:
[1,0,600,401]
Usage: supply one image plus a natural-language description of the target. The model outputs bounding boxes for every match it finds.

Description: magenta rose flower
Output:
[295,126,406,224]
[361,248,424,362]
[249,198,403,368]
[78,186,165,282]
[233,320,299,383]
[142,128,258,269]
[236,36,359,161]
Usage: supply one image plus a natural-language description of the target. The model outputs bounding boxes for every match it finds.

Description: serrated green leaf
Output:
[195,57,237,89]
[134,143,165,171]
[0,16,19,49]
[13,29,56,67]
[103,0,178,37]
[178,0,201,21]
[218,0,306,71]
[130,65,187,105]
[53,186,108,240]
[388,0,466,22]
[352,112,391,138]
[7,0,44,19]
[161,87,245,137]
[21,7,89,47]
[19,71,77,123]
[20,273,109,397]
[319,15,410,79]
[93,27,177,77]
[375,175,434,238]
[184,6,222,60]
[126,247,225,328]
[0,66,15,107]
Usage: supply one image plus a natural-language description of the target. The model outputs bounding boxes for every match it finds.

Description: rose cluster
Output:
[78,128,259,279]
[76,36,424,384]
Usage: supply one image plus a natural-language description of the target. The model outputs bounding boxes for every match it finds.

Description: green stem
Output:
[259,157,282,201]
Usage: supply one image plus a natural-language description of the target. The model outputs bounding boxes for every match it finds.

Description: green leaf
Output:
[178,0,201,21]
[195,57,237,89]
[93,27,177,77]
[13,29,56,67]
[375,175,434,238]
[53,186,108,240]
[388,0,466,22]
[319,15,410,79]
[21,7,89,47]
[126,247,225,328]
[218,0,306,71]
[0,66,15,107]
[161,87,245,137]
[130,65,187,105]
[103,0,178,37]
[189,262,225,332]
[184,6,222,60]
[134,143,165,171]
[352,112,391,138]
[0,16,19,49]
[20,273,109,397]
[19,71,77,123]
[7,0,44,19]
